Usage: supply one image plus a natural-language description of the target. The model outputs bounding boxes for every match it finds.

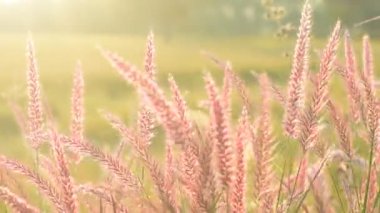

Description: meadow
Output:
[0,12,380,211]
[0,33,378,154]
[0,33,300,156]
[0,33,306,201]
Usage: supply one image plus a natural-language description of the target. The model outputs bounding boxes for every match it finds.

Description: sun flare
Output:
[1,0,22,5]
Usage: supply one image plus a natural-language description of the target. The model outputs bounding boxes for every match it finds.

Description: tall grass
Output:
[0,2,379,213]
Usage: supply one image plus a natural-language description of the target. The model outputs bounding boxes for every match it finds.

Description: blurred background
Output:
[0,0,378,168]
[0,1,377,210]
[0,0,379,36]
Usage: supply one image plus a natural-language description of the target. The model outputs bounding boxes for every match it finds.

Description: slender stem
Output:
[362,129,375,213]
[275,159,287,211]
[329,168,346,212]
[348,160,361,211]
[294,157,328,212]
[354,16,380,27]
[286,152,305,211]
[99,197,103,213]
[35,148,43,211]
[373,188,380,210]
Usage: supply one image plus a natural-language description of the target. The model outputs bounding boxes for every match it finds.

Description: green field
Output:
[0,34,375,146]
[0,33,378,185]
[0,34,287,145]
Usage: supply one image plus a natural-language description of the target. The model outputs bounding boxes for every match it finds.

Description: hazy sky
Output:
[0,0,378,36]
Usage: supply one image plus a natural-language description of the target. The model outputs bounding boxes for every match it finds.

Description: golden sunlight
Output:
[1,0,22,5]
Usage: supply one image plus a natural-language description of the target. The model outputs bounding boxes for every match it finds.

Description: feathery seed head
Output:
[26,35,44,149]
[283,0,312,138]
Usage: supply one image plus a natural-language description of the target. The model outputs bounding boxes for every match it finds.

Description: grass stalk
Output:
[361,130,375,213]
[275,159,286,211]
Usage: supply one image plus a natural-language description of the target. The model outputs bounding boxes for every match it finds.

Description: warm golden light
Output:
[1,0,22,5]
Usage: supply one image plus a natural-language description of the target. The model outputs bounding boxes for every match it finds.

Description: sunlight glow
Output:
[2,0,22,5]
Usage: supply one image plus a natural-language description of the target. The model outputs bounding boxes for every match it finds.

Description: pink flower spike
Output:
[284,1,312,138]
[26,35,44,149]
[231,106,249,213]
[71,61,85,145]
[144,31,156,80]
[204,73,234,190]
